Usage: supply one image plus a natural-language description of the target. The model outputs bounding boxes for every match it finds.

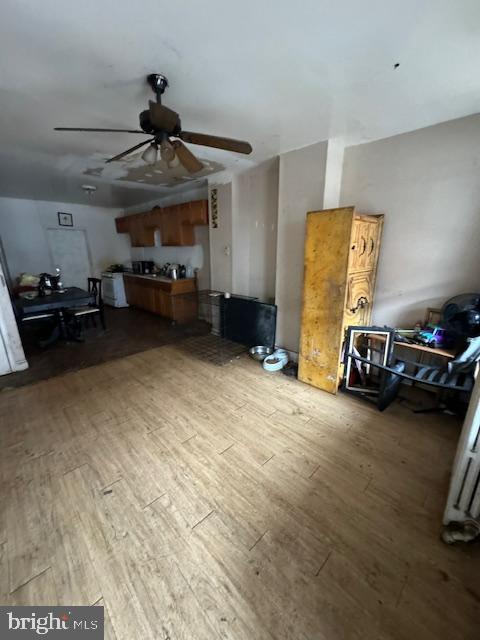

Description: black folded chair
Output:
[344,336,480,412]
[64,278,106,332]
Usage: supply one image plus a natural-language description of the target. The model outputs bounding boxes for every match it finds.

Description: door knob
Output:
[350,296,369,313]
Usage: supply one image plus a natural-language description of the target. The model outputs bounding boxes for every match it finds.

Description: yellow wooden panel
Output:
[343,271,374,327]
[349,214,384,273]
[298,207,355,394]
[348,214,384,317]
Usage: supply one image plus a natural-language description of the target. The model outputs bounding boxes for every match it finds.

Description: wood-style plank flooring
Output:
[2,306,208,391]
[1,339,479,639]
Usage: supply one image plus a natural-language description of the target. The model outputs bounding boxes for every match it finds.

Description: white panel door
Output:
[0,260,28,375]
[47,229,92,289]
[0,333,11,375]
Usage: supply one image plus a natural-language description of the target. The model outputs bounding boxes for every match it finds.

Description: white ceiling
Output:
[1,0,479,207]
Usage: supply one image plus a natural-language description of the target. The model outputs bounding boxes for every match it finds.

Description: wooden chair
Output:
[21,311,55,323]
[17,309,59,348]
[65,278,106,331]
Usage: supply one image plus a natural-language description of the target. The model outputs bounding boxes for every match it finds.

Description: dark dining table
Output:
[15,286,94,317]
[15,287,95,346]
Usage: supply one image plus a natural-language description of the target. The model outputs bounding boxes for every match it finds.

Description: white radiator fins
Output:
[443,375,480,542]
[466,466,480,519]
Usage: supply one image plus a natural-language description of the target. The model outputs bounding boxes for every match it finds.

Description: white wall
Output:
[340,114,480,327]
[133,227,210,289]
[0,197,130,284]
[275,141,328,352]
[130,234,205,272]
[323,139,345,209]
[232,158,279,301]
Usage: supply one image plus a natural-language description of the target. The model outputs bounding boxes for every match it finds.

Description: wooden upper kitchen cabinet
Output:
[115,216,130,234]
[116,212,155,247]
[160,206,195,246]
[184,200,209,225]
[115,199,208,247]
[298,207,384,395]
[131,214,156,247]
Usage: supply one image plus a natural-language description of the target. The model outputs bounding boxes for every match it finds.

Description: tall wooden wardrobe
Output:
[298,207,384,394]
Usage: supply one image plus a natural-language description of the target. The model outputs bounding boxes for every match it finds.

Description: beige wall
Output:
[340,114,480,327]
[275,141,328,352]
[232,158,279,301]
[207,113,480,348]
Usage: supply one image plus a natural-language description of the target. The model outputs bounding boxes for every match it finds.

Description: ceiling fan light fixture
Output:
[170,153,180,168]
[141,142,158,165]
[81,184,97,197]
[160,138,176,164]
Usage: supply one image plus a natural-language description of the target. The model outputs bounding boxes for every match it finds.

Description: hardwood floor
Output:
[1,306,208,391]
[0,339,478,639]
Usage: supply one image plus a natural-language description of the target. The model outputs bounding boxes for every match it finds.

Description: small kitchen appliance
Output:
[141,260,155,274]
[131,261,155,275]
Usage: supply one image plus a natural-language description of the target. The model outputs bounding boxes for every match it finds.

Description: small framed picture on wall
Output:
[58,212,73,227]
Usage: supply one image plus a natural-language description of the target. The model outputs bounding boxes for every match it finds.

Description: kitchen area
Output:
[1,189,277,390]
[0,195,214,389]
[103,198,210,324]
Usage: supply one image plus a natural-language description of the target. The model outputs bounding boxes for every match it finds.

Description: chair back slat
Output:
[87,278,102,306]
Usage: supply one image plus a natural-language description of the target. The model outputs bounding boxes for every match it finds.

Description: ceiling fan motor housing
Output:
[139,110,182,137]
[139,110,155,134]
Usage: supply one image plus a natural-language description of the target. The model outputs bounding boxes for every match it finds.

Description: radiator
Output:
[442,374,480,543]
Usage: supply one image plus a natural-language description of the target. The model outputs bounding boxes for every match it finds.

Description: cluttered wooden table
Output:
[371,333,456,360]
[390,338,456,359]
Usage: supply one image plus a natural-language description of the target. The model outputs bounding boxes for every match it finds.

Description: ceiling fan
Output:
[54,73,253,174]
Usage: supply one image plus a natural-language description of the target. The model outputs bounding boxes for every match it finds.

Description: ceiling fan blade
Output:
[179,131,252,154]
[148,101,180,133]
[171,139,204,173]
[55,127,147,134]
[105,138,154,163]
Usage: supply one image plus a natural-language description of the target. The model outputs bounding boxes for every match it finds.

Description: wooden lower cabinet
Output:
[127,278,155,312]
[167,293,198,323]
[123,275,197,323]
[153,288,167,317]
